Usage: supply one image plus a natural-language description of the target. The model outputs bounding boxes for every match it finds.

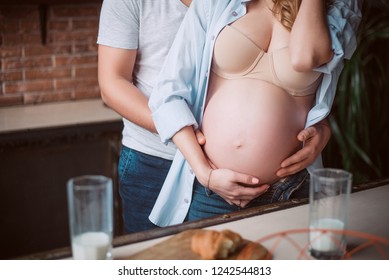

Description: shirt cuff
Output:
[152,99,198,144]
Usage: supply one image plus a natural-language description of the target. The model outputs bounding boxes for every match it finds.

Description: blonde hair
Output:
[271,0,332,31]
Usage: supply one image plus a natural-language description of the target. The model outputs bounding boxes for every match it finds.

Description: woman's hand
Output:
[276,118,331,178]
[206,168,269,207]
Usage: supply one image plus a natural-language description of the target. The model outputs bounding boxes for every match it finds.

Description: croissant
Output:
[235,241,270,260]
[191,229,243,260]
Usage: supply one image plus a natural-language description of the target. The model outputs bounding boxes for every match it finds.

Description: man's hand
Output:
[195,129,206,145]
[276,118,331,178]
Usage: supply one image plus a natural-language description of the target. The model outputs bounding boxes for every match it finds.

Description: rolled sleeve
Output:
[152,99,198,144]
[316,1,361,74]
[327,0,362,58]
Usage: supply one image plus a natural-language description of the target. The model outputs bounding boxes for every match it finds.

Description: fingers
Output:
[277,150,314,177]
[194,129,206,145]
[208,169,269,203]
[239,199,251,208]
[231,199,241,207]
[280,148,309,168]
[225,199,235,206]
[297,126,317,142]
[281,126,319,170]
[277,162,305,178]
[233,172,260,186]
[213,182,269,203]
[233,184,270,201]
[277,149,311,177]
[230,199,251,208]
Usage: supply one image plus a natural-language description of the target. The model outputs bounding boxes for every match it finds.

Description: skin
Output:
[98,0,332,209]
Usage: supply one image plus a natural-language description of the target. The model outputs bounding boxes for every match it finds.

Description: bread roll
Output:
[191,229,243,260]
[235,241,270,260]
[221,229,243,252]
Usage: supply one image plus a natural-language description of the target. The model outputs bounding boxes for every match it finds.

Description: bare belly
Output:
[202,75,315,184]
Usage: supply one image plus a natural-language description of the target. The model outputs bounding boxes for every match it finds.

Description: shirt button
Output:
[189,169,194,174]
[211,35,215,40]
[184,199,189,203]
[232,11,238,16]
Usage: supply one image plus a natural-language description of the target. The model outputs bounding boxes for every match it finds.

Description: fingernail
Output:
[252,177,259,184]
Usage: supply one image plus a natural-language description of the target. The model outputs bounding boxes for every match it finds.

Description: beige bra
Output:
[211,25,323,96]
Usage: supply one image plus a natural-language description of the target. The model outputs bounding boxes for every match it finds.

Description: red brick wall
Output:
[0,3,102,107]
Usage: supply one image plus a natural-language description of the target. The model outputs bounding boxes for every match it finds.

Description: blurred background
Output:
[323,0,389,183]
[0,0,388,259]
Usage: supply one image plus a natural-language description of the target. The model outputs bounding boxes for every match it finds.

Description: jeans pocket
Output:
[272,169,309,201]
[118,145,133,186]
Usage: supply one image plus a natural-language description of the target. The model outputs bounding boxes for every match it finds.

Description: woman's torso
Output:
[202,0,320,184]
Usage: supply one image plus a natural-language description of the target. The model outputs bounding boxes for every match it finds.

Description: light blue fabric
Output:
[148,0,362,227]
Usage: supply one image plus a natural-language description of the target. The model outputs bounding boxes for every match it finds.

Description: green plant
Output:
[324,0,389,183]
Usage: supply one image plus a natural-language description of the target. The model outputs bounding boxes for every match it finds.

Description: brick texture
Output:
[0,3,102,107]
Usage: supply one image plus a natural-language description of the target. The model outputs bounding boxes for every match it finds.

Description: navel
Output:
[233,140,244,149]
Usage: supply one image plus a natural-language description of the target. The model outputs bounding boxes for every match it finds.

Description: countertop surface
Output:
[113,184,389,260]
[0,99,121,134]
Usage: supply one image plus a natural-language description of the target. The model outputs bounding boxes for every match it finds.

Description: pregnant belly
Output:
[202,77,313,184]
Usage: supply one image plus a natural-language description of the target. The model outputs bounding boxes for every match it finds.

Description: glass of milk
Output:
[308,168,352,259]
[67,175,113,260]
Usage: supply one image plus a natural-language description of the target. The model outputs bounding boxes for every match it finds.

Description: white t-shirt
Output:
[97,0,188,160]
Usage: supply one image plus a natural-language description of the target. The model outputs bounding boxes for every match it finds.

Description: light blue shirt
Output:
[148,0,362,227]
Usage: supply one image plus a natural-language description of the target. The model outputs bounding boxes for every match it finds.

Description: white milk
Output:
[71,232,111,260]
[309,218,345,252]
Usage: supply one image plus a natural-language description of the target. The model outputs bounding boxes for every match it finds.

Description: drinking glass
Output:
[67,175,113,260]
[309,168,352,259]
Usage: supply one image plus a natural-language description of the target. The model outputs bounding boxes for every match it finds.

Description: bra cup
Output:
[211,26,322,96]
[271,49,322,94]
[213,26,263,75]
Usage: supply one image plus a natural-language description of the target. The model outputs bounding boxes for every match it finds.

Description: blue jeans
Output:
[186,169,309,222]
[118,146,172,233]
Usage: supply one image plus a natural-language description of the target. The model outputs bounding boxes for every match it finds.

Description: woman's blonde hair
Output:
[271,0,332,31]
